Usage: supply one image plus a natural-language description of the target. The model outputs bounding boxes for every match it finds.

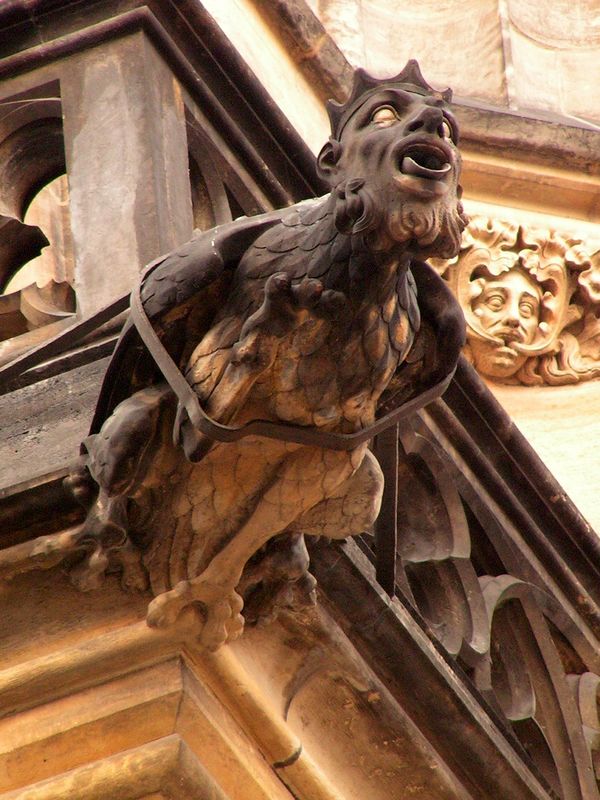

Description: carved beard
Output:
[390,197,466,260]
[333,178,466,260]
[333,178,376,236]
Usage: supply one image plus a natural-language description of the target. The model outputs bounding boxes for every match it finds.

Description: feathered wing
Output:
[238,196,348,287]
[89,208,295,435]
[90,196,454,438]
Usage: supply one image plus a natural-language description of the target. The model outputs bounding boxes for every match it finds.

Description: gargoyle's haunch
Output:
[67,61,467,649]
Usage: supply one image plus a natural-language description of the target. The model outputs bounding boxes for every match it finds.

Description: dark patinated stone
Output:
[5,61,468,650]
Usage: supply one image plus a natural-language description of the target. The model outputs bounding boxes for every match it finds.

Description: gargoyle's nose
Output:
[406,106,444,135]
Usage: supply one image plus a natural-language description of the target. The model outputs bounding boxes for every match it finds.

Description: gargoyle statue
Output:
[18,61,468,650]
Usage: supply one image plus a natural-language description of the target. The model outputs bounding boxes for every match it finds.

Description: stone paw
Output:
[290,276,324,309]
[262,274,344,318]
[146,578,245,650]
[69,546,110,592]
[293,278,347,322]
[200,589,245,651]
[146,580,192,628]
[63,463,97,510]
[239,274,346,341]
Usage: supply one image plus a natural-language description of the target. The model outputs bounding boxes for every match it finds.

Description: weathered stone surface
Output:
[310,0,600,124]
[252,0,353,104]
[61,33,193,316]
[315,0,507,104]
[202,0,330,155]
[2,64,467,653]
[507,0,600,121]
[0,563,484,800]
[0,358,108,495]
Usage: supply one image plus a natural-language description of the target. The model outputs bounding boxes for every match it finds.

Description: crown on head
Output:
[327,60,452,139]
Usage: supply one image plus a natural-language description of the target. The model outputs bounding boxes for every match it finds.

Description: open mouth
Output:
[398,144,452,181]
[494,329,525,345]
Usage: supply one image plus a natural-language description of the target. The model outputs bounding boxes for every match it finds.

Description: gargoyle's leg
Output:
[291,449,384,539]
[239,451,384,627]
[147,443,366,648]
[64,383,175,590]
[239,532,317,627]
[0,471,166,590]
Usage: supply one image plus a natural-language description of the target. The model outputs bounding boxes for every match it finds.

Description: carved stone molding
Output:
[437,215,600,385]
[0,91,76,363]
[338,405,600,799]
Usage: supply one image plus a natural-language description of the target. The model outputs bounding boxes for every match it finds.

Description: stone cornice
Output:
[0,1,326,202]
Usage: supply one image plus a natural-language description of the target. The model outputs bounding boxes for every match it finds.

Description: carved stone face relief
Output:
[442,215,600,385]
[469,269,543,378]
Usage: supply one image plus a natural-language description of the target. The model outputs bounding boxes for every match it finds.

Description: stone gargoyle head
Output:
[316,59,468,260]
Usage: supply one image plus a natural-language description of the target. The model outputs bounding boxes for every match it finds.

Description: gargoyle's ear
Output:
[316,138,342,183]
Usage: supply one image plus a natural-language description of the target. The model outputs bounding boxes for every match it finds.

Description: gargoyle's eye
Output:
[371,106,398,126]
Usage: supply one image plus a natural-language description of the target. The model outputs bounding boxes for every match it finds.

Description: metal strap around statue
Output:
[129,278,454,451]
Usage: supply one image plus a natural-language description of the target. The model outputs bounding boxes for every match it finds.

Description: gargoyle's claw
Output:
[302,288,349,323]
[63,463,97,510]
[265,271,292,296]
[201,591,245,651]
[146,577,245,650]
[147,580,192,628]
[69,545,110,592]
[320,288,347,315]
[0,525,86,583]
[293,277,323,308]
